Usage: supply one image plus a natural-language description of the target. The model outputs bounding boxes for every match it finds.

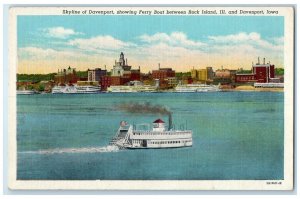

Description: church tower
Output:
[119,52,125,66]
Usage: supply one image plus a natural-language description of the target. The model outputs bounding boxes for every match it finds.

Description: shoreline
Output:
[17,89,284,95]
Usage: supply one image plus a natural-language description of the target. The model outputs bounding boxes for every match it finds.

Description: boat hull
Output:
[126,145,192,149]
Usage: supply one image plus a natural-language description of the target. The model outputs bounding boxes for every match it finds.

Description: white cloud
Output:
[208,32,283,53]
[272,36,284,45]
[18,31,285,73]
[208,32,261,43]
[68,35,135,52]
[44,27,83,39]
[18,47,80,60]
[140,32,205,49]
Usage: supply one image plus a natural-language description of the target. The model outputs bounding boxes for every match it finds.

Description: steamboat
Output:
[109,116,192,149]
[52,84,101,94]
[175,84,220,92]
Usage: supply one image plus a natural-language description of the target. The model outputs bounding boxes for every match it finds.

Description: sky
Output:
[17,15,284,74]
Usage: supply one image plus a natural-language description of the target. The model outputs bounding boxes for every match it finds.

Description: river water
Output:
[17,92,284,180]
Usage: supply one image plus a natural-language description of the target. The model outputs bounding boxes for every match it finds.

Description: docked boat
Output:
[107,85,157,93]
[52,85,101,94]
[109,117,192,149]
[107,81,157,93]
[17,89,37,95]
[175,84,220,92]
[107,85,138,93]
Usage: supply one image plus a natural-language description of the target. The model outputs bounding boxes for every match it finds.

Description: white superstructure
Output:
[52,85,101,94]
[17,90,37,95]
[175,84,220,92]
[107,81,157,93]
[109,119,192,149]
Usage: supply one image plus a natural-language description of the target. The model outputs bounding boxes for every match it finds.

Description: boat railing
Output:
[132,130,192,135]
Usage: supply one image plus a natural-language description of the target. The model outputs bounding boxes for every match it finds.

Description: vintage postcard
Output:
[8,6,294,190]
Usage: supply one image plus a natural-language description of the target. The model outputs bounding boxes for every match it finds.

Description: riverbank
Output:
[233,85,284,92]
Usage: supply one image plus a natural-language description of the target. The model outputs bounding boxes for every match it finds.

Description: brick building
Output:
[100,76,131,91]
[54,66,78,85]
[88,68,107,82]
[152,67,175,81]
[236,58,279,83]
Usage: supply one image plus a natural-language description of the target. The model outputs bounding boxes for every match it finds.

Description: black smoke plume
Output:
[117,102,173,130]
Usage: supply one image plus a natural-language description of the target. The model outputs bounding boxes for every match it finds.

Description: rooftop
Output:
[153,119,165,123]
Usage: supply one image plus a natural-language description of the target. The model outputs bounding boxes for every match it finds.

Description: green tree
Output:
[38,84,45,91]
[275,68,284,75]
[27,85,34,90]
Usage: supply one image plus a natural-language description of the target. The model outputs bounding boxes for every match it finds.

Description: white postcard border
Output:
[8,6,295,190]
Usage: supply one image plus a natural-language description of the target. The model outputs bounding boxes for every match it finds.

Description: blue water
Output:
[17,92,284,180]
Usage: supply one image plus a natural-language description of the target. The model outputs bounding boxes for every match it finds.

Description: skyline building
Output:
[111,52,132,76]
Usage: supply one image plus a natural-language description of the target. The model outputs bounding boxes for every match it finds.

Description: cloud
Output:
[68,35,135,52]
[208,32,283,53]
[208,32,261,43]
[44,27,83,39]
[271,36,284,45]
[18,31,285,73]
[18,47,80,61]
[140,32,206,49]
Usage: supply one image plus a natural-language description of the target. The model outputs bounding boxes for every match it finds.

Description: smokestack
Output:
[158,63,160,69]
[126,58,128,65]
[263,58,265,65]
[105,65,106,70]
[258,57,260,65]
[168,113,172,130]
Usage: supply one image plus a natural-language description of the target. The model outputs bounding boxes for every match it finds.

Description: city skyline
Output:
[18,15,284,74]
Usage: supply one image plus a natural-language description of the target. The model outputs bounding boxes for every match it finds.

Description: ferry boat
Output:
[109,117,192,149]
[175,84,221,92]
[52,85,101,94]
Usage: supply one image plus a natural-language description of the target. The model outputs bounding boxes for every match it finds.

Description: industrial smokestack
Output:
[258,57,260,65]
[263,58,265,65]
[168,113,172,130]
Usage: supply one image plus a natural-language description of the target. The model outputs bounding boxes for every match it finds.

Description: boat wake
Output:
[19,145,119,154]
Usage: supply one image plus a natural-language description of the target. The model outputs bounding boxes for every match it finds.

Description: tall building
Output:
[206,67,214,80]
[101,76,112,91]
[190,67,214,82]
[198,69,208,81]
[123,69,141,81]
[88,68,107,82]
[191,69,197,79]
[236,57,279,83]
[152,66,175,81]
[54,66,78,84]
[111,52,132,76]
